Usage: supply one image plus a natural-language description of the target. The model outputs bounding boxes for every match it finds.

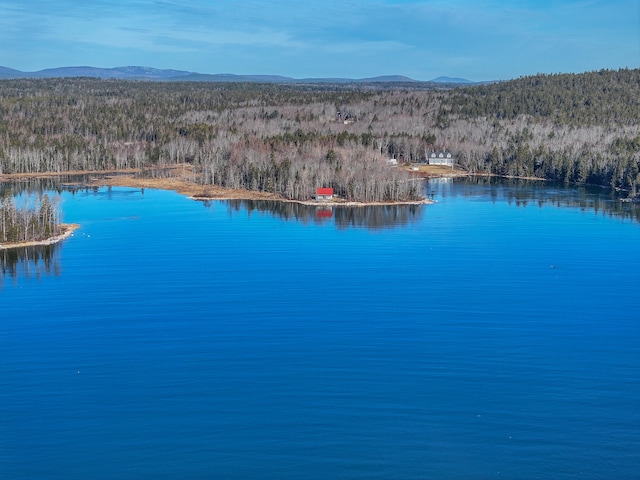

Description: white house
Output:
[428,151,454,166]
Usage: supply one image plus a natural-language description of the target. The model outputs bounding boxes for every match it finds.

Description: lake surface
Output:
[2,178,639,479]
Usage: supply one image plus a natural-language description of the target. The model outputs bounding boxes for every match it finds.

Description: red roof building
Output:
[316,187,334,201]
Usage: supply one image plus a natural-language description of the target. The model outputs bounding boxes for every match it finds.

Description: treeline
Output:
[447,69,640,125]
[0,194,61,243]
[0,68,638,198]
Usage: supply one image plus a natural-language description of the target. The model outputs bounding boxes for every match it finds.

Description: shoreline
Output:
[0,166,551,209]
[82,172,435,206]
[1,166,435,205]
[0,223,80,250]
[0,167,569,249]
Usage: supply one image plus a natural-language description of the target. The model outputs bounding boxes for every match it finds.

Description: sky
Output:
[0,0,638,81]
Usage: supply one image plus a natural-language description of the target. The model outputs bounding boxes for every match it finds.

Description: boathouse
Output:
[316,187,334,201]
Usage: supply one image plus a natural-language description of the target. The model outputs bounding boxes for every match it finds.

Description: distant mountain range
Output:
[430,76,474,84]
[0,65,476,84]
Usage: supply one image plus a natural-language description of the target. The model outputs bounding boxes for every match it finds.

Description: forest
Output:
[0,67,639,201]
[0,194,61,244]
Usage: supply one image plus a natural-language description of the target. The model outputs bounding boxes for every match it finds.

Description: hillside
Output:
[442,68,640,191]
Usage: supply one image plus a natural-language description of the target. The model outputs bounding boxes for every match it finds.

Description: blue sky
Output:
[1,0,638,81]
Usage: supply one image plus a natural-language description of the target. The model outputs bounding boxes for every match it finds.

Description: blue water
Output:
[2,179,639,479]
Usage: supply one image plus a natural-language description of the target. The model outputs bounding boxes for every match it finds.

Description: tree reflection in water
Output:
[1,243,61,287]
[201,199,425,230]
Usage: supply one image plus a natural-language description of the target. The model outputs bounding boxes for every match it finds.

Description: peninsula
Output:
[0,223,79,250]
[81,166,438,206]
